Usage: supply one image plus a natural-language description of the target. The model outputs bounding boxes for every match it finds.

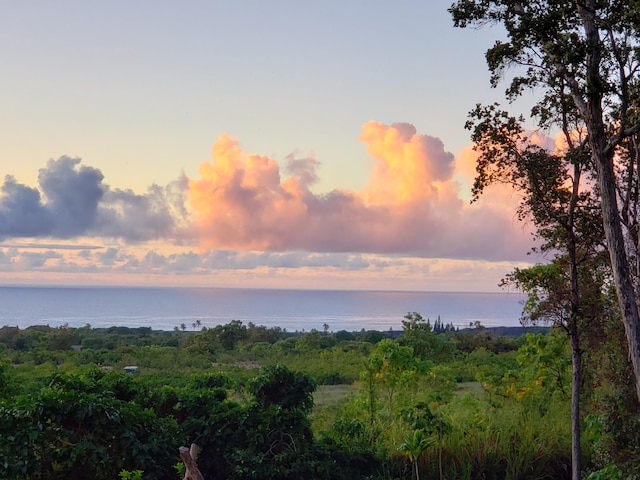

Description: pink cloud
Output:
[188,122,534,261]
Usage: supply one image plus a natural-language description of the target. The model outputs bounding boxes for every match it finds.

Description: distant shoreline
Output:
[0,287,528,332]
[0,283,519,296]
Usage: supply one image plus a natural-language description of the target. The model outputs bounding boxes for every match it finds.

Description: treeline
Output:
[0,315,525,389]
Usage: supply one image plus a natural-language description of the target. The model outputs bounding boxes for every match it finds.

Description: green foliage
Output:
[585,464,632,480]
[398,429,434,480]
[586,313,640,475]
[0,357,16,399]
[399,312,456,363]
[0,374,177,480]
[249,364,316,412]
[516,332,570,399]
[0,322,592,478]
[118,470,143,480]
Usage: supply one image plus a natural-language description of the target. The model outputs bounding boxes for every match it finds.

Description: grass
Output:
[314,384,357,407]
[455,381,484,396]
[312,384,358,432]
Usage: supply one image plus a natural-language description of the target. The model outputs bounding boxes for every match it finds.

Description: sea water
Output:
[0,286,527,332]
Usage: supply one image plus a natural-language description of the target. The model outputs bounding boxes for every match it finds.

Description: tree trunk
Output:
[568,208,582,480]
[578,0,640,403]
[570,328,581,480]
[595,145,640,403]
[180,444,205,480]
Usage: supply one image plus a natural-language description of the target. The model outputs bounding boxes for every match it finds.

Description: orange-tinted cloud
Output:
[188,122,533,261]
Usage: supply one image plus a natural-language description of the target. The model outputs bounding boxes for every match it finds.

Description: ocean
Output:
[0,286,528,332]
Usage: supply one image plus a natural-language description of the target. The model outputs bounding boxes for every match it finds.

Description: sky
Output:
[0,1,544,292]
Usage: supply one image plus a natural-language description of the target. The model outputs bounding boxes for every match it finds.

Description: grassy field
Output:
[314,384,358,407]
[454,381,484,396]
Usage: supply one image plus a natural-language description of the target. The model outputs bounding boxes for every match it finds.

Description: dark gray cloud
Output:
[38,156,105,236]
[97,247,127,266]
[97,185,177,242]
[0,156,184,242]
[0,177,53,236]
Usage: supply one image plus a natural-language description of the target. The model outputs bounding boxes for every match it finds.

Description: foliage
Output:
[0,321,593,478]
[0,357,16,399]
[397,429,434,480]
[0,377,178,480]
[399,312,456,363]
[249,364,316,412]
[449,8,640,479]
[118,470,143,480]
[585,463,633,480]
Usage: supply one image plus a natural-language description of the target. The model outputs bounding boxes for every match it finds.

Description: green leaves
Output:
[398,428,435,480]
[0,371,177,480]
[249,364,316,413]
[398,428,434,463]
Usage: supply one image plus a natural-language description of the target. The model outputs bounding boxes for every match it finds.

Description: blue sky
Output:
[0,1,538,291]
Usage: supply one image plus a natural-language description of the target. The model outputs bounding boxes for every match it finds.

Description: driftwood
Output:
[180,443,204,480]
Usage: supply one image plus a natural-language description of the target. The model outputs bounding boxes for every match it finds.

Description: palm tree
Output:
[397,429,433,480]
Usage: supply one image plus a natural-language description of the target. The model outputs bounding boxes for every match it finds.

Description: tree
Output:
[463,98,603,478]
[249,364,316,413]
[215,320,248,350]
[237,365,319,480]
[399,312,455,363]
[367,339,417,419]
[449,0,640,408]
[397,429,434,480]
[504,254,611,477]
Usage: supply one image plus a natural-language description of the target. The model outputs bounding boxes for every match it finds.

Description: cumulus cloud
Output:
[96,185,180,242]
[0,156,184,242]
[1,121,537,269]
[188,121,533,261]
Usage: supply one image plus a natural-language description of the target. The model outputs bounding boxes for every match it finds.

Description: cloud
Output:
[188,121,533,261]
[0,121,537,268]
[0,242,103,250]
[0,243,531,292]
[13,249,63,269]
[0,156,183,242]
[96,184,181,242]
[0,245,388,277]
[38,156,105,236]
[0,177,54,237]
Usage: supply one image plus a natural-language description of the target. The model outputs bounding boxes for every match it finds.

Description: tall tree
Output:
[450,0,640,406]
[465,99,603,479]
[367,339,417,419]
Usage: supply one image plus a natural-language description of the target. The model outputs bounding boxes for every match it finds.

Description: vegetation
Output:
[0,315,628,479]
[447,1,640,478]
